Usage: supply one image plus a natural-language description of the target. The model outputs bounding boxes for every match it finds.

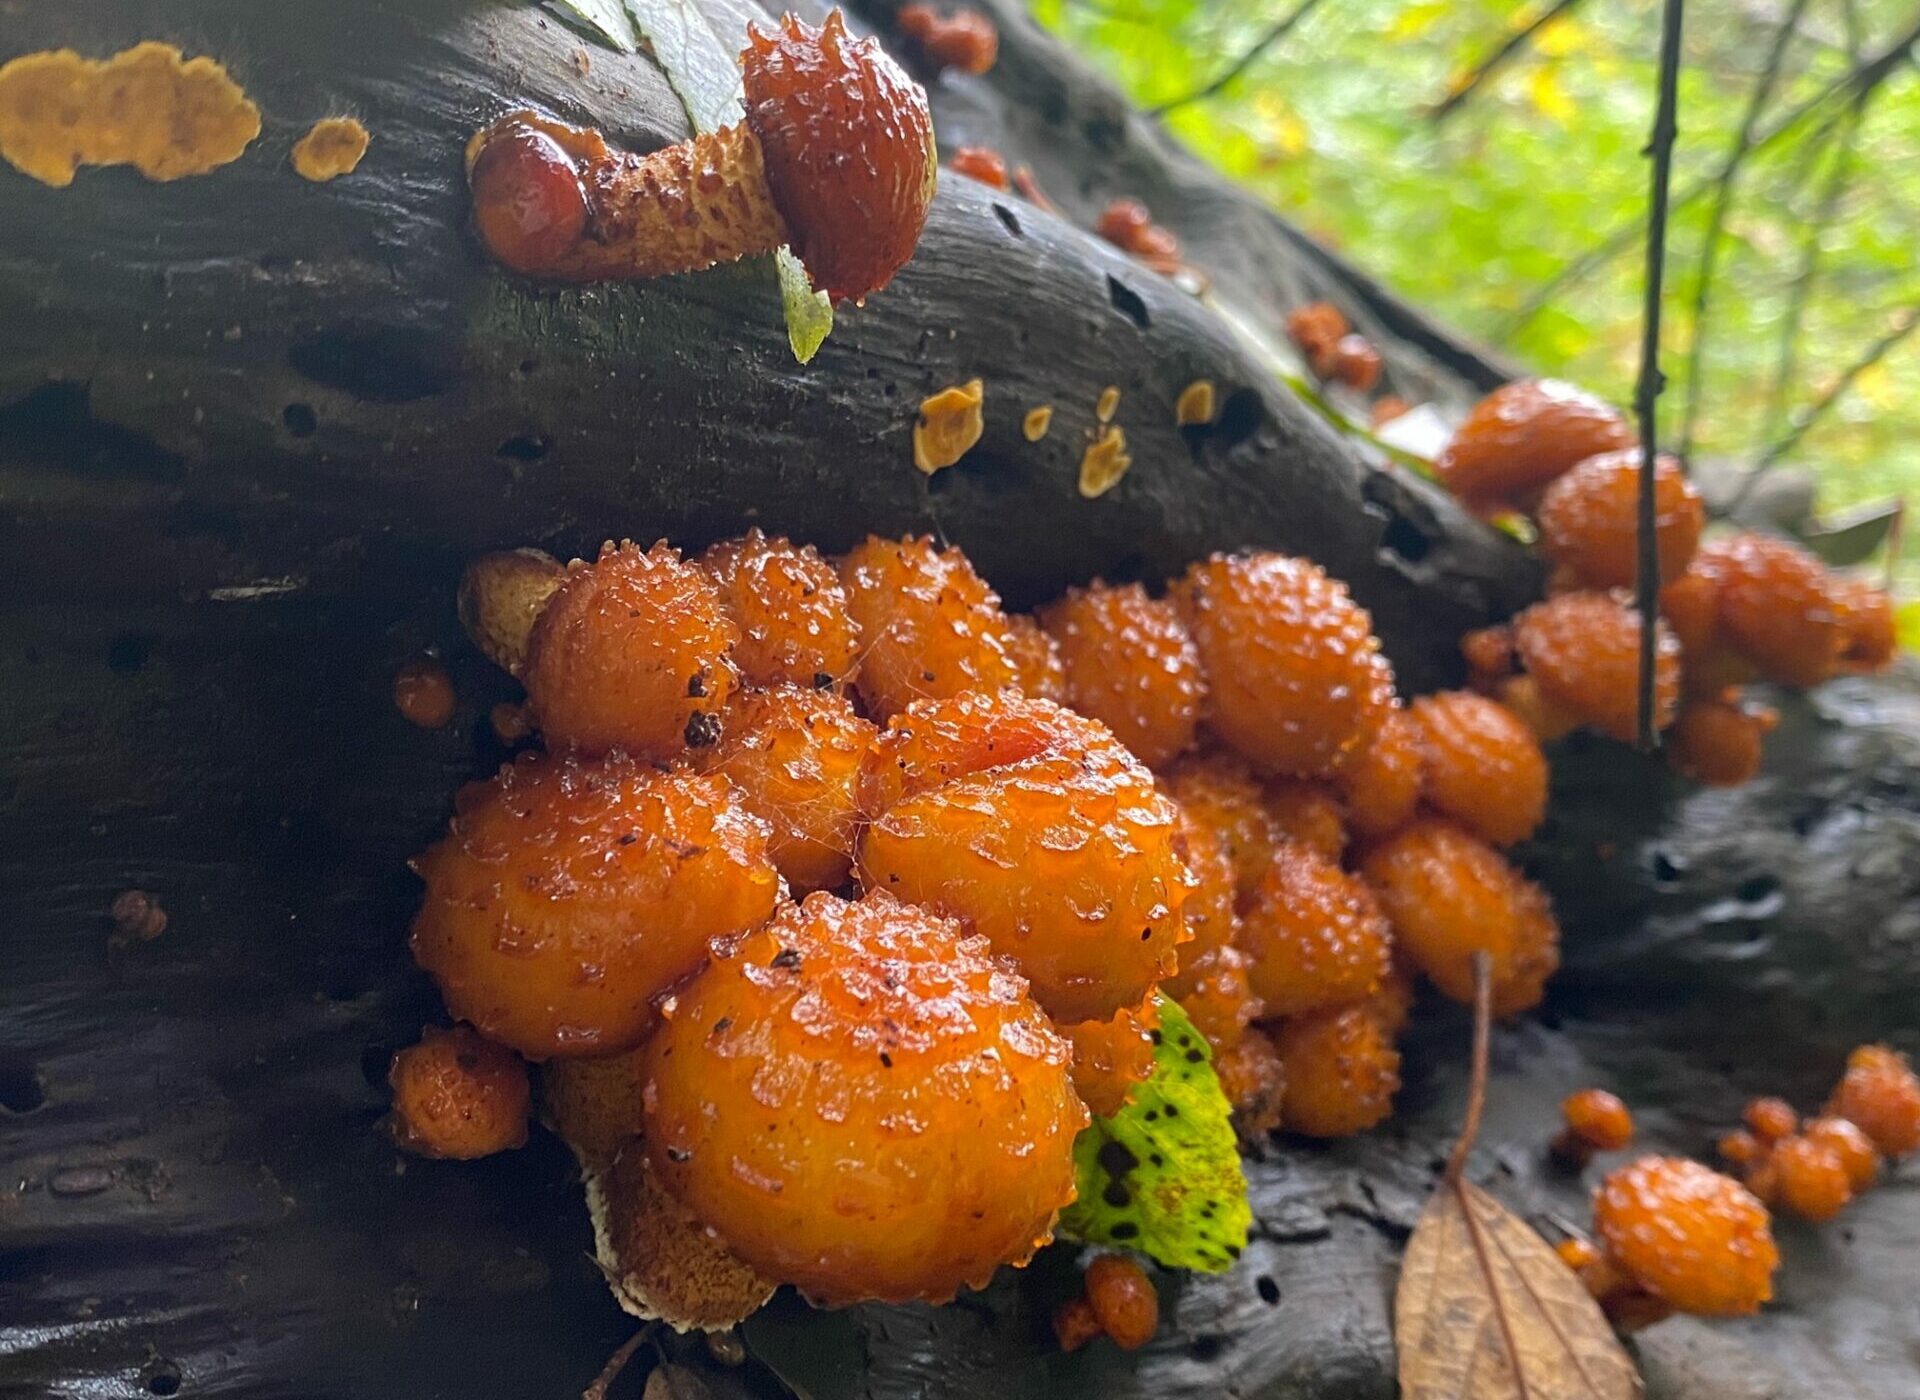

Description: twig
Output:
[1429,0,1587,123]
[1676,0,1813,462]
[583,1330,649,1400]
[1636,0,1685,751]
[1058,0,1154,24]
[1750,303,1920,473]
[1148,0,1327,116]
[1763,94,1871,442]
[1444,952,1494,1185]
[1496,10,1920,339]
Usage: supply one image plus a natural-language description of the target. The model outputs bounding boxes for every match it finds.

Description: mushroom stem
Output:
[468,112,789,282]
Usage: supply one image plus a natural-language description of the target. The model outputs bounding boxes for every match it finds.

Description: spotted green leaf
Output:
[1057,995,1249,1272]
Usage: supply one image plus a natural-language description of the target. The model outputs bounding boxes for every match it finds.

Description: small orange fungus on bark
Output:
[914,378,986,473]
[1078,428,1132,498]
[0,42,260,187]
[1175,380,1216,427]
[292,116,370,181]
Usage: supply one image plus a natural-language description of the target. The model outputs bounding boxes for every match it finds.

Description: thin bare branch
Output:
[1676,0,1814,462]
[1842,0,1866,57]
[1763,93,1871,441]
[583,1330,650,1400]
[1637,0,1686,751]
[1148,0,1327,116]
[1754,303,1920,471]
[1496,10,1920,339]
[1429,0,1587,123]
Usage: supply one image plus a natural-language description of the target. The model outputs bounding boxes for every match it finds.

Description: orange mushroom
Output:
[468,11,934,303]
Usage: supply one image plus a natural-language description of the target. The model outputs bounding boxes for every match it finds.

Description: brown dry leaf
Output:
[1397,1180,1641,1399]
[1395,952,1641,1400]
[642,1363,717,1400]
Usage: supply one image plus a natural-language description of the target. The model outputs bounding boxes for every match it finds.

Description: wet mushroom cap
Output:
[742,11,937,303]
[468,120,589,273]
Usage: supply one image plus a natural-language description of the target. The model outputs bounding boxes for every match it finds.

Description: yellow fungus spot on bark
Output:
[913,378,986,474]
[1176,380,1217,427]
[0,42,260,188]
[1023,406,1054,442]
[1096,385,1121,424]
[1078,427,1132,499]
[291,116,369,182]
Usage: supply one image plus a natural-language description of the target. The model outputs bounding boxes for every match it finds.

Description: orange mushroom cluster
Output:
[896,4,1000,77]
[1440,378,1896,781]
[1558,1155,1780,1331]
[414,529,1578,1198]
[1095,198,1182,276]
[1545,1045,1919,1334]
[389,479,1884,1314]
[1053,1253,1160,1353]
[1717,1046,1920,1223]
[1286,300,1386,397]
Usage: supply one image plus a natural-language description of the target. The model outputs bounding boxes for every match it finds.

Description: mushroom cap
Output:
[742,10,936,304]
[468,119,589,275]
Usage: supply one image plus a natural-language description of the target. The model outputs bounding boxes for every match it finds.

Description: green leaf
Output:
[1057,995,1250,1272]
[778,248,833,363]
[624,0,744,132]
[623,0,831,359]
[548,0,637,51]
[1896,598,1920,657]
[1799,498,1905,568]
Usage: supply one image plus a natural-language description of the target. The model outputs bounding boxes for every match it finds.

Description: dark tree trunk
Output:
[2,4,1915,1400]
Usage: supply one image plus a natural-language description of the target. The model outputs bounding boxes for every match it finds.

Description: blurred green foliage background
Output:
[1032,0,1916,593]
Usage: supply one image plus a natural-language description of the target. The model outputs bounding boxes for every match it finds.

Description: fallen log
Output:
[0,0,1534,692]
[5,3,1915,1399]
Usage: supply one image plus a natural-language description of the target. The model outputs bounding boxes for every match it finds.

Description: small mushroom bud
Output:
[458,548,565,676]
[896,5,1000,76]
[466,10,935,304]
[948,144,1009,189]
[1094,198,1180,274]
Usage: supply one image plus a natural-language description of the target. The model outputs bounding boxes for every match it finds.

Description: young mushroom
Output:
[896,5,1000,76]
[467,10,935,303]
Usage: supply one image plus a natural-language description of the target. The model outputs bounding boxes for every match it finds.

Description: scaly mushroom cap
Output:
[742,10,936,304]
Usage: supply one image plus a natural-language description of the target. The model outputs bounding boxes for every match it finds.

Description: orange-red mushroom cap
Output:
[743,11,937,303]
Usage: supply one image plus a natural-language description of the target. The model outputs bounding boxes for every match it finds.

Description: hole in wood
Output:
[0,1051,44,1114]
[1105,274,1150,330]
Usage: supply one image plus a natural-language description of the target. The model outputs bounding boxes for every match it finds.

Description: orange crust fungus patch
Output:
[0,43,261,187]
[915,378,986,473]
[1023,405,1054,441]
[1079,428,1132,498]
[1176,380,1216,427]
[291,116,369,181]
